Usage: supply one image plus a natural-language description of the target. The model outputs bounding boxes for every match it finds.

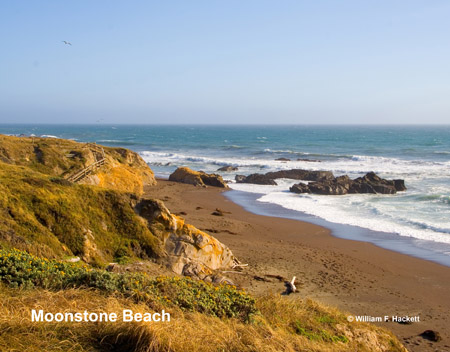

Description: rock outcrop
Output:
[297,158,321,162]
[235,168,406,195]
[0,136,236,281]
[350,172,406,194]
[169,167,228,188]
[235,169,334,185]
[290,176,351,195]
[217,165,238,172]
[0,135,156,195]
[290,172,406,195]
[275,157,291,161]
[235,173,278,185]
[82,147,156,195]
[136,199,237,280]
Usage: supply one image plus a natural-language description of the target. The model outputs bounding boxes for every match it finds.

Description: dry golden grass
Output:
[0,286,406,352]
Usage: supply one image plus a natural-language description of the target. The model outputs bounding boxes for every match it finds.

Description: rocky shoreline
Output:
[233,169,406,195]
[290,171,406,195]
[145,179,450,352]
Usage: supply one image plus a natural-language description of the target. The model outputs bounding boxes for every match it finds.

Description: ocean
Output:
[2,124,450,266]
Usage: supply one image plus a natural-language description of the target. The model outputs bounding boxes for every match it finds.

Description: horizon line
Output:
[1,123,450,127]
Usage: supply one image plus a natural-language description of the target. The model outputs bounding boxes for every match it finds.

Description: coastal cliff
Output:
[0,135,235,279]
[0,135,155,195]
[0,136,408,352]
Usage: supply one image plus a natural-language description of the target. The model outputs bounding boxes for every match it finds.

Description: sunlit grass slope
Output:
[0,162,159,265]
[0,249,406,352]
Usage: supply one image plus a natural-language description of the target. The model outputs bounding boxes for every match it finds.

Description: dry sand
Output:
[145,179,450,352]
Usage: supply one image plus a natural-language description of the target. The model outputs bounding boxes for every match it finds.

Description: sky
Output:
[1,0,450,124]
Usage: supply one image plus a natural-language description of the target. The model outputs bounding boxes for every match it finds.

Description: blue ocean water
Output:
[2,124,450,265]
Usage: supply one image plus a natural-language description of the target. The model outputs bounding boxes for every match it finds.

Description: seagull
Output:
[62,41,72,46]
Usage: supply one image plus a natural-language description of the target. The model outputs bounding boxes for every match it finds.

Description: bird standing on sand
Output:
[62,41,72,46]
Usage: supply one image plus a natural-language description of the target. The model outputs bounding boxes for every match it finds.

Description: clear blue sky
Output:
[1,1,449,124]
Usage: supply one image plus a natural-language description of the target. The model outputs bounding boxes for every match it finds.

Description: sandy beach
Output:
[145,179,450,352]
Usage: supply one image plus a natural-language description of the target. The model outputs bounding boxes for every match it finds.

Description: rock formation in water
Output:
[234,167,406,195]
[217,165,238,172]
[290,172,406,195]
[235,169,334,185]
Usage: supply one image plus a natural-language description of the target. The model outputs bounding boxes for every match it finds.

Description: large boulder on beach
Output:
[136,199,238,279]
[169,167,228,188]
[290,172,406,195]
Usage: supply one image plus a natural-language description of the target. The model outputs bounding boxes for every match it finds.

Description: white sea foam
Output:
[142,149,450,245]
[40,134,59,138]
[251,188,450,245]
[140,150,450,179]
[229,174,450,245]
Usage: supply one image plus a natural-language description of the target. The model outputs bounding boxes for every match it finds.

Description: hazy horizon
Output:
[1,1,450,125]
[1,123,449,127]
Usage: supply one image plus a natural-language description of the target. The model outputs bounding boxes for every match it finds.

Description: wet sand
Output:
[145,179,450,352]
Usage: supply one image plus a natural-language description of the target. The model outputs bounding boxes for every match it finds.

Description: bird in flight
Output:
[62,41,72,46]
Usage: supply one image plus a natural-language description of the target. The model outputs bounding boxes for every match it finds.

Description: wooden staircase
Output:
[66,143,107,183]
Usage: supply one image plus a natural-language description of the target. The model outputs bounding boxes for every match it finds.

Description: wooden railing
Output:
[84,143,105,158]
[66,143,107,183]
[67,158,106,183]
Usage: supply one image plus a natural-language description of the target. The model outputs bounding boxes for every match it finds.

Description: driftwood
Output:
[282,276,297,295]
[232,263,248,268]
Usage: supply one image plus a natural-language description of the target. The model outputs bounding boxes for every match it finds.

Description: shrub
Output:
[0,248,257,321]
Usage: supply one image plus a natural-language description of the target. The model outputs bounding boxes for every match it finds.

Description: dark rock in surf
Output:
[217,165,239,172]
[290,176,350,195]
[235,169,334,186]
[235,175,246,183]
[237,173,278,185]
[275,158,291,161]
[264,169,334,182]
[290,172,406,195]
[297,158,321,162]
[394,179,407,191]
[349,172,401,194]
